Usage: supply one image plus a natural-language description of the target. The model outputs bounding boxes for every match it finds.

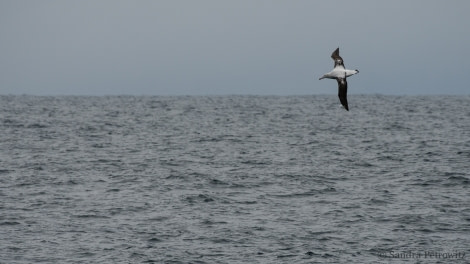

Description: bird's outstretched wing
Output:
[331,48,345,69]
[336,78,349,111]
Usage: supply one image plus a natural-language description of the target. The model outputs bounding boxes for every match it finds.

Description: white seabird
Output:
[319,48,359,111]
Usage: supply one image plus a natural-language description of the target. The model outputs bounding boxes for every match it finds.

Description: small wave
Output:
[0,221,21,226]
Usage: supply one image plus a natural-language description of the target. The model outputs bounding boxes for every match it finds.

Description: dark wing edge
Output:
[337,78,349,111]
[331,47,340,59]
[331,47,344,68]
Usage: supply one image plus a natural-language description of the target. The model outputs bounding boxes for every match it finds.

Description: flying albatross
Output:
[319,48,359,111]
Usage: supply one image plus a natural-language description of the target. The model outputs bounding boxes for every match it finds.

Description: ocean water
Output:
[0,95,469,263]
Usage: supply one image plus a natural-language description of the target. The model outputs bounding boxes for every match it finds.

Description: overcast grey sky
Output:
[1,1,469,95]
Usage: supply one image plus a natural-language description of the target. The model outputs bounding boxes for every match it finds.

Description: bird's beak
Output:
[319,76,324,80]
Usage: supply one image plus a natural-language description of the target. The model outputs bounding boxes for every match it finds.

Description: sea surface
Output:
[1,95,469,263]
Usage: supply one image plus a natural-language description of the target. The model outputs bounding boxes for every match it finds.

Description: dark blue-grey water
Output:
[1,95,469,263]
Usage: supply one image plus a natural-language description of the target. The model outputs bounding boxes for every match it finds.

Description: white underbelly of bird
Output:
[319,68,358,80]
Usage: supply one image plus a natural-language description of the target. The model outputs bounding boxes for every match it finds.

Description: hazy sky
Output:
[1,1,469,95]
